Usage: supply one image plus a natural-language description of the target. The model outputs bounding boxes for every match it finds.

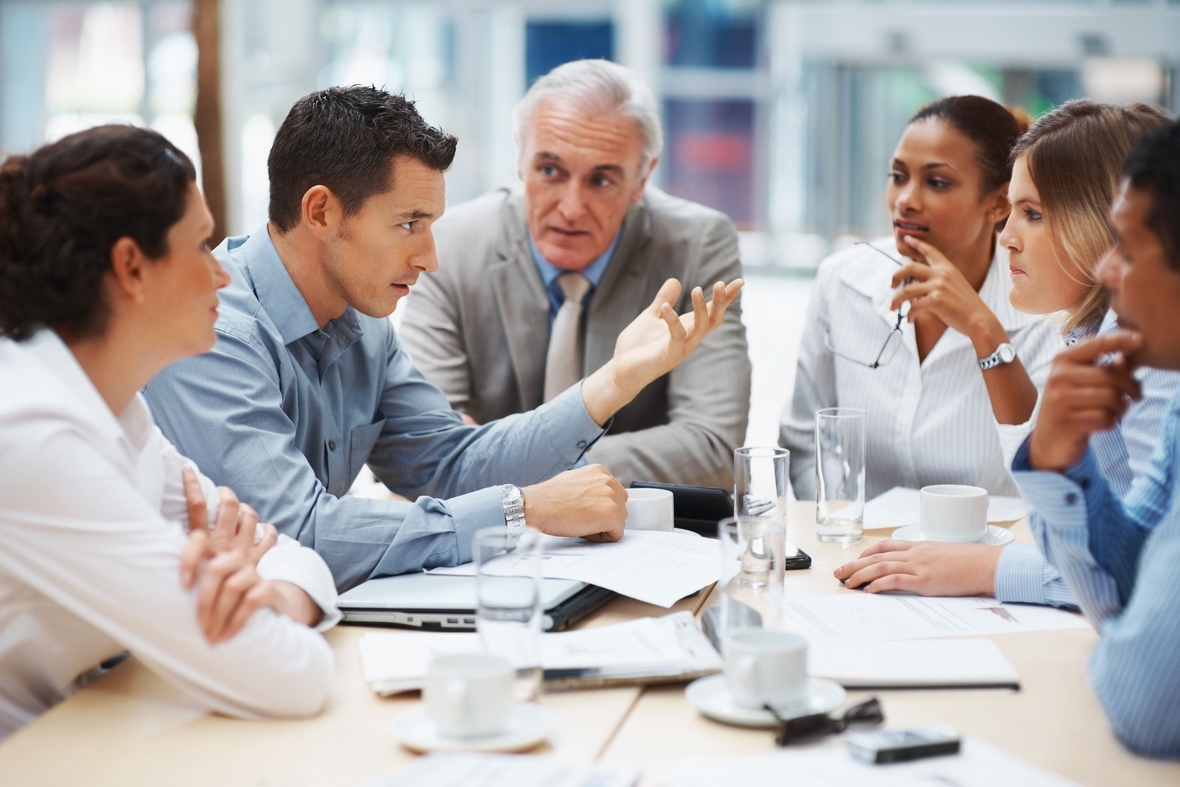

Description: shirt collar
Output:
[527,228,622,291]
[238,227,323,345]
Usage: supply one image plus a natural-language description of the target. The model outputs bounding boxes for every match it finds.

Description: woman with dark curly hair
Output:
[0,125,336,739]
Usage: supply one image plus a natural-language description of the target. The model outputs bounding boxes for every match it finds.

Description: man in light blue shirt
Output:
[144,86,742,592]
[1011,121,1180,758]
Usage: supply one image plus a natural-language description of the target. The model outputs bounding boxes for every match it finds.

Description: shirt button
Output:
[1065,492,1078,505]
[577,441,587,450]
[328,440,337,451]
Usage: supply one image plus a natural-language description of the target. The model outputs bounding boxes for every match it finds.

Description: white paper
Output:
[808,638,1020,688]
[367,753,639,787]
[428,530,720,608]
[652,737,1081,787]
[863,486,1029,530]
[784,594,1090,640]
[359,612,722,694]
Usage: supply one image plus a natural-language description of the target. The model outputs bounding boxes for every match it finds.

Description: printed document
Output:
[784,594,1090,640]
[652,737,1080,787]
[359,611,722,695]
[367,753,639,787]
[428,530,719,608]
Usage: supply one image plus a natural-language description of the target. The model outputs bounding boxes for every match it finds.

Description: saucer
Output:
[672,528,702,537]
[391,703,554,753]
[685,674,846,729]
[892,524,1015,546]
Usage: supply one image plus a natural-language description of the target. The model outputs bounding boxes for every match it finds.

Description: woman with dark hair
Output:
[0,125,335,739]
[836,100,1179,602]
[781,95,1062,502]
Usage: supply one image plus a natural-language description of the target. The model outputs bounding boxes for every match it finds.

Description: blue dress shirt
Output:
[994,311,1180,608]
[528,230,621,329]
[1010,392,1180,758]
[144,228,606,591]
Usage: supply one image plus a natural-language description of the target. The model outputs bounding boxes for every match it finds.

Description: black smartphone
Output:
[629,481,812,569]
[846,726,962,764]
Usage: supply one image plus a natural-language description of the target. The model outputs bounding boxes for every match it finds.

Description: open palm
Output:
[612,277,744,392]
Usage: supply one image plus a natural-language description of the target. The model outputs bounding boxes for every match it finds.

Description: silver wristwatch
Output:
[978,342,1017,371]
[497,484,527,532]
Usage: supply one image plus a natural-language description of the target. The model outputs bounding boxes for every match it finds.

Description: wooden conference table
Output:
[1,503,1177,786]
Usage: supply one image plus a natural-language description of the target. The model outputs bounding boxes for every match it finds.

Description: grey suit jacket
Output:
[400,186,751,489]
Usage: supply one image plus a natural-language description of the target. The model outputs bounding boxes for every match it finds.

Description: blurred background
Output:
[2,0,1178,443]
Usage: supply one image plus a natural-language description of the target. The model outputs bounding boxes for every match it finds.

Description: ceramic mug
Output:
[625,488,675,532]
[724,629,809,711]
[423,653,514,739]
[919,484,989,542]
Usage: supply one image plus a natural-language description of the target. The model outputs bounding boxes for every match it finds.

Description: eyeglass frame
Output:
[822,242,912,370]
[767,696,885,747]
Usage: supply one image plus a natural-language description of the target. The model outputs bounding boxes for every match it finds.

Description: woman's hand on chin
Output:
[889,235,1007,353]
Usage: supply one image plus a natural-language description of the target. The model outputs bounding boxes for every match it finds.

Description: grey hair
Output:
[513,59,664,169]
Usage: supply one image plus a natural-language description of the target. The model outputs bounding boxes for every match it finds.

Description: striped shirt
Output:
[781,238,1062,500]
[1011,392,1180,758]
[994,311,1180,608]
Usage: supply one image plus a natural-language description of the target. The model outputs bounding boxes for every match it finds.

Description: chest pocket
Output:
[347,417,387,487]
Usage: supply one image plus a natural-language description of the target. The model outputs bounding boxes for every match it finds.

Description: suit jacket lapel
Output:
[490,194,551,411]
[584,197,654,375]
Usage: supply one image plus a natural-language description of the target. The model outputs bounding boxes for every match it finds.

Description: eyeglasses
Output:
[768,696,885,746]
[823,243,909,369]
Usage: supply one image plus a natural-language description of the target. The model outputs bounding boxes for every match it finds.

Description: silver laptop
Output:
[337,573,617,632]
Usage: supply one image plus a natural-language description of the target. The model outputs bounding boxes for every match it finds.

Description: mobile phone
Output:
[846,725,961,764]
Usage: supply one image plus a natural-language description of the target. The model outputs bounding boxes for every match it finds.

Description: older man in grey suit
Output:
[401,60,751,489]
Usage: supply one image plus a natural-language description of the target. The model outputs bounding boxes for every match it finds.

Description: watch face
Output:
[999,344,1016,363]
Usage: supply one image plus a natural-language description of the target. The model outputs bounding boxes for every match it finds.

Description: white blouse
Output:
[0,331,338,740]
[780,238,1065,501]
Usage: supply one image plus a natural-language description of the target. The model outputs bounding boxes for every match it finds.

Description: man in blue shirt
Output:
[1011,120,1180,758]
[144,86,742,592]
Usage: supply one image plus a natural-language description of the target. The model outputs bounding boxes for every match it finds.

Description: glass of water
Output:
[718,516,786,634]
[734,446,790,522]
[473,527,544,701]
[814,407,867,544]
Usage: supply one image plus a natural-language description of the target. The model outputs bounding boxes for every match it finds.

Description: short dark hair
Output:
[0,125,196,341]
[910,95,1031,196]
[1123,119,1180,271]
[267,86,458,232]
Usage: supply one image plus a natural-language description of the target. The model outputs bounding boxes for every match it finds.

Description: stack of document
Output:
[809,638,1020,690]
[652,737,1081,787]
[427,530,720,608]
[359,611,723,695]
[367,753,639,787]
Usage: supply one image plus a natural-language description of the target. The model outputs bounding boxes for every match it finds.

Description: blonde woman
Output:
[837,100,1178,603]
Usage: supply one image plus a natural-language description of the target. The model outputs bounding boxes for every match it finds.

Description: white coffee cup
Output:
[724,629,809,711]
[919,484,989,542]
[423,653,514,739]
[625,488,675,532]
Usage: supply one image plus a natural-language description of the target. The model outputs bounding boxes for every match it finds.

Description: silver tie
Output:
[543,272,593,402]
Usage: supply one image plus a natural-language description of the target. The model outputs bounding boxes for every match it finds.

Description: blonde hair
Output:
[1012,100,1171,334]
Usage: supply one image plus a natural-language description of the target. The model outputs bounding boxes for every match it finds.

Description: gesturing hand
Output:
[834,540,1003,596]
[582,278,742,425]
[523,464,627,543]
[890,236,1000,342]
[612,279,743,383]
[179,468,276,588]
[1028,331,1144,473]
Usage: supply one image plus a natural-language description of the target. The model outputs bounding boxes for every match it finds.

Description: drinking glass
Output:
[473,527,544,701]
[718,516,787,635]
[734,446,790,523]
[814,407,867,544]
